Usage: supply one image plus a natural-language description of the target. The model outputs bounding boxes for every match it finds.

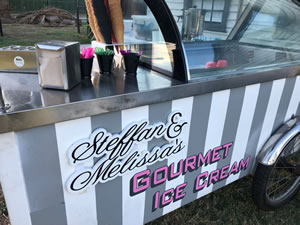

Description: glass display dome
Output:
[121,0,300,82]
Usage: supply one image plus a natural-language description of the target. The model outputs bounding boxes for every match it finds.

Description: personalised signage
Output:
[67,111,188,193]
[66,111,250,211]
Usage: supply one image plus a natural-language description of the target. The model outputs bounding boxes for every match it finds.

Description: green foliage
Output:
[95,47,114,56]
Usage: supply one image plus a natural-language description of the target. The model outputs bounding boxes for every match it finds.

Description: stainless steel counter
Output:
[0,67,182,113]
[1,64,300,134]
[0,67,183,133]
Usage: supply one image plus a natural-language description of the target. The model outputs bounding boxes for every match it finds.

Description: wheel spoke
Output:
[267,173,294,190]
[274,166,295,169]
[269,168,291,181]
[280,158,293,167]
[267,176,296,197]
[271,178,296,198]
[254,133,300,208]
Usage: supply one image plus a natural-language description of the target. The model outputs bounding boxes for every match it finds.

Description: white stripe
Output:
[285,76,300,121]
[55,117,98,225]
[0,132,32,225]
[255,79,285,157]
[163,97,194,215]
[226,84,260,185]
[197,90,230,199]
[122,106,149,225]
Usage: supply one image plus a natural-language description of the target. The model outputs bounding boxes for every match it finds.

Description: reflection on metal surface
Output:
[256,116,300,168]
[3,90,40,113]
[260,121,300,166]
[92,42,175,77]
[144,0,189,81]
[0,66,182,133]
[124,76,139,93]
[0,85,5,110]
[182,8,204,41]
[0,64,299,134]
[185,41,300,80]
[0,85,10,114]
[0,66,180,115]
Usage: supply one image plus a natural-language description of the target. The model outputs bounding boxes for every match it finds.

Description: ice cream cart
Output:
[0,0,299,225]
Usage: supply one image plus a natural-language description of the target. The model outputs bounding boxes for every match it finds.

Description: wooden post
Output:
[77,6,80,33]
[0,18,3,37]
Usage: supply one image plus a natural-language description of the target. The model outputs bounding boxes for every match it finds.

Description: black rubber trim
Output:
[144,0,188,82]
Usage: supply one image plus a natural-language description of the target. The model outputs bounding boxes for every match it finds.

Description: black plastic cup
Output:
[123,53,140,76]
[96,54,114,75]
[80,57,94,79]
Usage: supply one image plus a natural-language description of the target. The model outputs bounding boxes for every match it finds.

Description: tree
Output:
[0,0,11,18]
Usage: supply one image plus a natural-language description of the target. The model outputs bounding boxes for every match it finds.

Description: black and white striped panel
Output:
[0,76,300,225]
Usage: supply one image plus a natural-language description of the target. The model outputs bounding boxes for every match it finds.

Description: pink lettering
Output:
[198,150,211,167]
[208,169,220,186]
[131,169,150,195]
[239,156,250,170]
[229,161,239,176]
[161,189,174,206]
[184,156,197,173]
[195,171,208,192]
[175,183,187,200]
[220,165,230,180]
[153,191,160,211]
[169,160,183,179]
[223,142,233,158]
[153,166,168,186]
[211,146,222,163]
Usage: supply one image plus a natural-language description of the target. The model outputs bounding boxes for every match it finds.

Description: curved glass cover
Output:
[120,0,187,80]
[165,0,300,80]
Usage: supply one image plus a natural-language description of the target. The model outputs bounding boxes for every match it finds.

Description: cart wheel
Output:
[252,133,300,210]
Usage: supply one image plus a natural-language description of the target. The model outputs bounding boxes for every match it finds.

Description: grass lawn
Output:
[0,176,299,225]
[0,24,91,47]
[147,176,300,225]
[0,186,9,225]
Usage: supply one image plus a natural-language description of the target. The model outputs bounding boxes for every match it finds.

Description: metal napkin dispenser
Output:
[36,41,81,90]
